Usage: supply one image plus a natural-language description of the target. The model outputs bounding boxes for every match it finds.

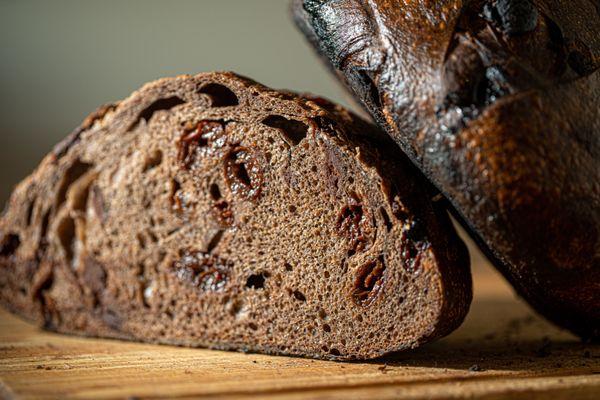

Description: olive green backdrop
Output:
[0,0,351,203]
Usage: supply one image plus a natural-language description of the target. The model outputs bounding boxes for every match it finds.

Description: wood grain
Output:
[0,263,598,400]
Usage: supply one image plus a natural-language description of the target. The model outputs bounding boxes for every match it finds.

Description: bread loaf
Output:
[0,72,471,359]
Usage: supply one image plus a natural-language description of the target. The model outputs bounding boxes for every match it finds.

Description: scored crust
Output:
[0,72,471,360]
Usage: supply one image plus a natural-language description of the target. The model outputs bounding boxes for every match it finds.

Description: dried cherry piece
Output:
[208,182,234,226]
[213,200,234,226]
[336,204,367,254]
[223,146,263,200]
[173,250,231,292]
[353,256,386,306]
[177,120,226,169]
[401,235,429,272]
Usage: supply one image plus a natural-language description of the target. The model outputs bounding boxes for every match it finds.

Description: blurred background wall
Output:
[0,0,489,270]
[0,0,351,203]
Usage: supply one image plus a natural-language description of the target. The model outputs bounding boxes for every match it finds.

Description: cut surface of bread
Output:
[0,72,471,360]
[293,0,600,340]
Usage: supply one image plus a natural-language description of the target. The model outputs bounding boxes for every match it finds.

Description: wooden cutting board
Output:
[0,262,598,400]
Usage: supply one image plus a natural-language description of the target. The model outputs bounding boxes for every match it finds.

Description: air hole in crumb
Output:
[198,83,239,107]
[39,210,50,243]
[323,324,331,333]
[0,234,21,257]
[229,299,243,316]
[323,270,330,279]
[289,205,297,213]
[55,159,93,210]
[56,216,76,263]
[322,345,329,352]
[284,263,293,272]
[148,231,159,243]
[206,230,224,253]
[330,348,340,356]
[136,233,146,250]
[245,272,267,290]
[380,207,392,231]
[130,96,185,130]
[262,115,309,146]
[26,200,35,226]
[209,183,222,200]
[70,178,94,213]
[293,290,306,301]
[166,228,181,237]
[143,150,163,172]
[248,322,258,331]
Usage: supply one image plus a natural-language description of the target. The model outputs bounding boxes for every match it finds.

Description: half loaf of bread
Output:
[0,72,471,359]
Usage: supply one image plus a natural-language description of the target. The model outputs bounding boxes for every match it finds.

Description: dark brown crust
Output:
[0,72,471,360]
[293,0,600,339]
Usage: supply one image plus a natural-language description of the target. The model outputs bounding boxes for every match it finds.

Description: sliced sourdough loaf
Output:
[0,72,470,360]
